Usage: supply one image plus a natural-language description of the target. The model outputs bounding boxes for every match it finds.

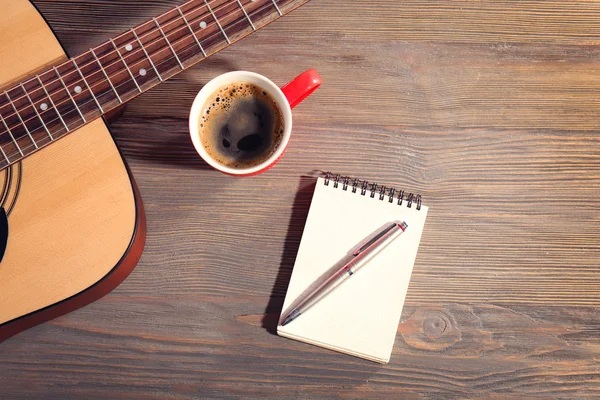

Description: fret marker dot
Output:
[125,43,133,51]
[199,21,207,29]
[139,68,147,76]
[74,85,82,94]
[40,103,48,111]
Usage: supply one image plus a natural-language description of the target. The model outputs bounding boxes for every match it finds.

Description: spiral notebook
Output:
[277,174,428,363]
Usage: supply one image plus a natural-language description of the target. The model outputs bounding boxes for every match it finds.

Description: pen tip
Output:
[280,310,301,327]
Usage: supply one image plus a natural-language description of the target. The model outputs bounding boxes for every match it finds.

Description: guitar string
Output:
[0,0,279,162]
[0,0,268,137]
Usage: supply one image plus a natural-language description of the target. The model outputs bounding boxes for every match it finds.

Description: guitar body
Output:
[0,0,146,341]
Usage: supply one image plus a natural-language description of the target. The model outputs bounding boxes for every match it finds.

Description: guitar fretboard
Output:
[0,0,310,170]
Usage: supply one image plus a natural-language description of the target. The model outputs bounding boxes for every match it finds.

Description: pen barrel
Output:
[294,267,351,315]
[350,226,405,273]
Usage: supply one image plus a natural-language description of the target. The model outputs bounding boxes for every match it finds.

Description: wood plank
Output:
[3,296,600,398]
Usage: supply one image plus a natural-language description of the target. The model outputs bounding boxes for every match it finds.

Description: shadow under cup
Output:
[189,71,293,176]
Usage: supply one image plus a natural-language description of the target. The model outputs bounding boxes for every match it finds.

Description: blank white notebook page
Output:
[277,177,428,363]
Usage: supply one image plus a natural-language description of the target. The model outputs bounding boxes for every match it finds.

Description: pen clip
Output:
[352,222,399,256]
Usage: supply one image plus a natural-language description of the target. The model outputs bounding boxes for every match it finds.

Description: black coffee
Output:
[200,83,284,169]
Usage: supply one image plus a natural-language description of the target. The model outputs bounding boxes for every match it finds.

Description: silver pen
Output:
[280,220,408,327]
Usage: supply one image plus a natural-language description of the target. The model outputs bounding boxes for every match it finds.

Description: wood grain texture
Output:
[2,0,600,398]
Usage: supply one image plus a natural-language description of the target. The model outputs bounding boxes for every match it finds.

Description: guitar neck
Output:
[0,0,310,169]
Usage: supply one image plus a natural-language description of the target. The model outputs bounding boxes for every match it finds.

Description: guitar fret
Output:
[211,0,267,42]
[90,48,123,104]
[0,114,24,157]
[177,6,207,57]
[237,1,256,31]
[20,83,53,140]
[109,39,142,93]
[53,67,86,123]
[0,143,9,164]
[53,64,104,123]
[112,33,161,89]
[237,0,284,31]
[153,18,185,69]
[131,29,164,82]
[71,59,104,113]
[204,0,231,44]
[5,92,38,149]
[37,75,72,131]
[270,0,283,16]
[177,3,223,55]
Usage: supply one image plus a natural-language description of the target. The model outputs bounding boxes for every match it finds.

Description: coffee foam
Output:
[199,83,285,169]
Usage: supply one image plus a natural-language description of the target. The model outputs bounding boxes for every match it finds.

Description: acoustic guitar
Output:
[0,0,310,342]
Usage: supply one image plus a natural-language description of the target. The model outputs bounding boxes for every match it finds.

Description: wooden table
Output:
[2,1,600,398]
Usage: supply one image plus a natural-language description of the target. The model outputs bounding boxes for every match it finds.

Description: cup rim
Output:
[189,71,293,175]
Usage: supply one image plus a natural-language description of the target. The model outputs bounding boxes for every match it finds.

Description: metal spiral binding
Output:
[323,172,422,211]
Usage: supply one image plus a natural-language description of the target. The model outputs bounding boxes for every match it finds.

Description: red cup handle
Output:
[281,69,322,109]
